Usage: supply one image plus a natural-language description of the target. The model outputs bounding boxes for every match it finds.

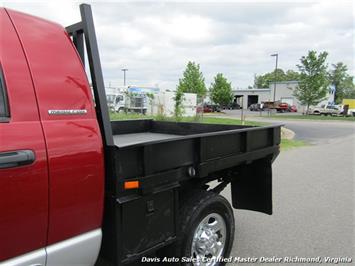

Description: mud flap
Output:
[231,158,272,215]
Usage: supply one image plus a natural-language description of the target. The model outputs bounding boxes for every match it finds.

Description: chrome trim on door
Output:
[0,249,46,266]
[0,229,102,266]
[46,229,102,266]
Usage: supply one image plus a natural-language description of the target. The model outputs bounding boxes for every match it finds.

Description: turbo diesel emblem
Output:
[48,109,88,115]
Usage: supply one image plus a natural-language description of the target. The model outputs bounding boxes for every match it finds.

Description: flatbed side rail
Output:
[66,4,113,146]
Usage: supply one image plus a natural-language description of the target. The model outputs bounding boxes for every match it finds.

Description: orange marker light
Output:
[124,181,139,190]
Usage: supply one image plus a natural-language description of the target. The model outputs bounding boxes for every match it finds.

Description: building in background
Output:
[233,88,271,109]
[233,80,335,113]
[269,81,302,110]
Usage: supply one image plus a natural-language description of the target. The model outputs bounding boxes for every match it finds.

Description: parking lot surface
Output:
[221,115,354,265]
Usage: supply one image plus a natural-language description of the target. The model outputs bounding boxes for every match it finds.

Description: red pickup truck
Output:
[0,5,281,266]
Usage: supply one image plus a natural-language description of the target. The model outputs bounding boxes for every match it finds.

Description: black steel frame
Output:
[64,5,282,265]
[66,4,113,146]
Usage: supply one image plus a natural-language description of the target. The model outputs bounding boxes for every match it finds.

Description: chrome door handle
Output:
[0,150,35,169]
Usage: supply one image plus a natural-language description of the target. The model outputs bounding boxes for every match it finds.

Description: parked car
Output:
[211,104,222,112]
[288,105,298,112]
[231,102,241,109]
[262,101,289,112]
[249,103,263,111]
[203,104,213,113]
[223,102,241,110]
[275,102,290,113]
[203,103,221,113]
[309,106,321,115]
[262,101,275,110]
[309,104,341,116]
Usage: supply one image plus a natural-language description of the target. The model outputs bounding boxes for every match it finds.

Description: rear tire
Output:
[165,190,235,266]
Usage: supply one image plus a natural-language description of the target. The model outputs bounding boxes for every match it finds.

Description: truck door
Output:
[6,9,104,264]
[0,8,48,264]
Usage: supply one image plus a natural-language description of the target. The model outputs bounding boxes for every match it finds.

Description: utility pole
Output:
[241,96,244,125]
[271,53,278,102]
[121,68,128,86]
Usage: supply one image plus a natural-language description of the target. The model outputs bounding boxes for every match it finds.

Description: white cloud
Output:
[2,0,354,89]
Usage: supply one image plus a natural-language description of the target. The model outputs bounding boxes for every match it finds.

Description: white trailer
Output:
[147,91,197,117]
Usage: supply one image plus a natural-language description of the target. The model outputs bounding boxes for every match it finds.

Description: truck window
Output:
[0,66,9,120]
[115,95,123,104]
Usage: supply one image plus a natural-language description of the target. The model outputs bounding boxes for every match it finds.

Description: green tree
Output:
[255,69,286,88]
[293,50,329,113]
[255,69,301,88]
[285,70,301,81]
[342,76,355,99]
[209,73,233,106]
[328,62,354,103]
[177,61,207,97]
[174,89,184,121]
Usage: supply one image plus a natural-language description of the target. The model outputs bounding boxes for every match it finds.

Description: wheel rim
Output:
[191,213,227,266]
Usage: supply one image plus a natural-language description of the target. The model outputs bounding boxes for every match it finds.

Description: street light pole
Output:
[121,68,128,86]
[271,53,278,102]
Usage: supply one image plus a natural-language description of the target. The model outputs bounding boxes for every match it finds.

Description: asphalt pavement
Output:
[219,111,355,265]
[223,109,355,144]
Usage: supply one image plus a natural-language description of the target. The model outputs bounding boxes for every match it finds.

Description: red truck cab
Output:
[0,7,104,265]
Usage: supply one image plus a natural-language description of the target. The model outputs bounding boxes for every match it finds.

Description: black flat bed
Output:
[113,132,181,147]
[66,5,282,265]
[103,119,281,261]
[110,119,280,181]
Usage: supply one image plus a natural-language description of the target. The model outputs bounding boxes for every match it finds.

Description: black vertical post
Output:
[271,53,278,102]
[79,4,113,146]
[73,31,85,66]
[121,68,128,86]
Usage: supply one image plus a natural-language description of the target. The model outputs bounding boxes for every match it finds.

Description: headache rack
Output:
[66,3,114,147]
